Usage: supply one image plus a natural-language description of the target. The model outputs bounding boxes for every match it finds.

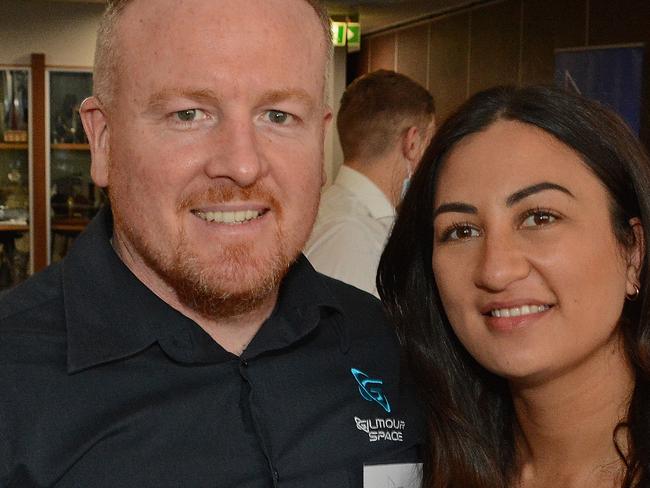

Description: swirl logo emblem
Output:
[351,368,391,413]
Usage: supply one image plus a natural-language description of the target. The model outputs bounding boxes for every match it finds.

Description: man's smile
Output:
[192,208,268,224]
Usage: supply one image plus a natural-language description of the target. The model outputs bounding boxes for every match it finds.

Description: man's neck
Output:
[182,295,278,356]
[344,156,403,208]
[112,234,278,356]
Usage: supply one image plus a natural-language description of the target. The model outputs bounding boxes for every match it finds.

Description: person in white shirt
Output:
[306,70,435,296]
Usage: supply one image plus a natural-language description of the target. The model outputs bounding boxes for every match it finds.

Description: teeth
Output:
[194,209,262,224]
[490,304,549,318]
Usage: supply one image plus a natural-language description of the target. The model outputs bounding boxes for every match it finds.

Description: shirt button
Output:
[272,469,279,482]
[240,359,248,368]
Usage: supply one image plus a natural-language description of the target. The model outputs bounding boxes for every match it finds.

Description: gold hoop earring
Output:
[626,283,640,302]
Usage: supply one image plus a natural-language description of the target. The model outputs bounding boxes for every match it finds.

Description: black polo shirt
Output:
[0,208,423,487]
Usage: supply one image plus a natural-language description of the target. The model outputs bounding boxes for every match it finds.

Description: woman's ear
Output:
[626,217,645,295]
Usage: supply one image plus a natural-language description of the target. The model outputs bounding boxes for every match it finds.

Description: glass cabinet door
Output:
[48,70,102,263]
[0,68,30,289]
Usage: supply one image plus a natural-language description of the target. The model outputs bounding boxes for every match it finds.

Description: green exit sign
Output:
[331,22,347,47]
[347,22,360,52]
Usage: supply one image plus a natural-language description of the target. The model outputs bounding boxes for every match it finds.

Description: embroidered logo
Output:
[351,367,391,413]
[354,416,406,442]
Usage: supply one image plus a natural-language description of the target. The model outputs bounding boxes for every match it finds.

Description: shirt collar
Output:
[334,165,395,220]
[63,207,345,372]
[244,254,346,359]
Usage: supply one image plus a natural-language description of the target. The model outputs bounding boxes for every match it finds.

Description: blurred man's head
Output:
[80,0,332,321]
[337,70,435,205]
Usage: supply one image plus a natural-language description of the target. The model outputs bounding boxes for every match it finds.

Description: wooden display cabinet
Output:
[0,67,31,289]
[0,55,102,290]
[47,69,100,263]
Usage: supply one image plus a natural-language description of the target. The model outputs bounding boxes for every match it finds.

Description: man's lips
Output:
[191,207,269,224]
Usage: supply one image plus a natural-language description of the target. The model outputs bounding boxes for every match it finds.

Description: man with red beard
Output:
[0,0,424,487]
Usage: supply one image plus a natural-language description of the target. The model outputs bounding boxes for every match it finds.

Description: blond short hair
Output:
[93,0,331,108]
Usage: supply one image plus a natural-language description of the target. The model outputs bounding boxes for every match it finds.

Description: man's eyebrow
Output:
[144,88,221,112]
[258,89,316,110]
[433,202,478,220]
[505,182,575,207]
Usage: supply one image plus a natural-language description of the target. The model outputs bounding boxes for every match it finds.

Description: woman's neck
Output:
[512,336,634,488]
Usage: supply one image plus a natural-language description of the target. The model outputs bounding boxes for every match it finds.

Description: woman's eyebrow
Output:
[505,182,575,207]
[433,202,478,220]
[433,182,574,220]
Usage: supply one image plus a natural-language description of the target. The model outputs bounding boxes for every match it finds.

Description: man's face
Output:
[95,0,330,318]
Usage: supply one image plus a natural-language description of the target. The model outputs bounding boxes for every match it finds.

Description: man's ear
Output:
[79,96,110,188]
[401,126,421,164]
[626,217,645,294]
[321,108,333,187]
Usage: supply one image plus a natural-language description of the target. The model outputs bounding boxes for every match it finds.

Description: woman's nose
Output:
[474,232,531,291]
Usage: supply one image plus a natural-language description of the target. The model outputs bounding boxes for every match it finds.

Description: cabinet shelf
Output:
[0,223,29,232]
[0,143,28,150]
[51,217,91,234]
[51,143,90,151]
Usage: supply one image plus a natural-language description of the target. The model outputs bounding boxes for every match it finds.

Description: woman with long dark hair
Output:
[378,85,650,487]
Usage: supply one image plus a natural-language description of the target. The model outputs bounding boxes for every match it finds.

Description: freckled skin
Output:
[84,0,331,324]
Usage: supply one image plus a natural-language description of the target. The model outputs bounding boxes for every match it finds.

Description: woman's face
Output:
[431,120,642,386]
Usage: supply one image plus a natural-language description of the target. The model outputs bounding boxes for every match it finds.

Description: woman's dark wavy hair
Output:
[377,84,650,487]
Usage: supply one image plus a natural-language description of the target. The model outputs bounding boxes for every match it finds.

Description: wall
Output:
[324,47,347,188]
[1,0,104,67]
[359,0,650,146]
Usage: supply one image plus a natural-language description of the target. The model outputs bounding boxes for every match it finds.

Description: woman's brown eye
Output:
[448,225,480,240]
[522,211,557,228]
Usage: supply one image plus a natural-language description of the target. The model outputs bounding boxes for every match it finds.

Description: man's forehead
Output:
[118,0,322,40]
[115,0,327,76]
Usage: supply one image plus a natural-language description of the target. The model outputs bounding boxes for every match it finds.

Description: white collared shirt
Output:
[305,165,395,297]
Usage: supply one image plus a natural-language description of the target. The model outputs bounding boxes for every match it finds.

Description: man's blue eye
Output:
[267,110,290,124]
[177,110,197,121]
[174,109,208,122]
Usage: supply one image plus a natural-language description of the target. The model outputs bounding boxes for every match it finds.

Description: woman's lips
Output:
[482,302,554,332]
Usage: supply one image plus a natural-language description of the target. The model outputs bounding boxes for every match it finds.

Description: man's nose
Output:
[473,231,530,292]
[203,118,267,187]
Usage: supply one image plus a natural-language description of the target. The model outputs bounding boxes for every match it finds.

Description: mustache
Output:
[178,184,280,211]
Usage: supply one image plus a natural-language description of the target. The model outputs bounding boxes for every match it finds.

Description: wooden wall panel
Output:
[396,24,429,88]
[369,33,396,72]
[359,39,370,77]
[521,0,586,84]
[429,13,470,122]
[354,0,650,147]
[589,0,650,44]
[589,0,650,147]
[469,0,520,94]
[30,53,47,272]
